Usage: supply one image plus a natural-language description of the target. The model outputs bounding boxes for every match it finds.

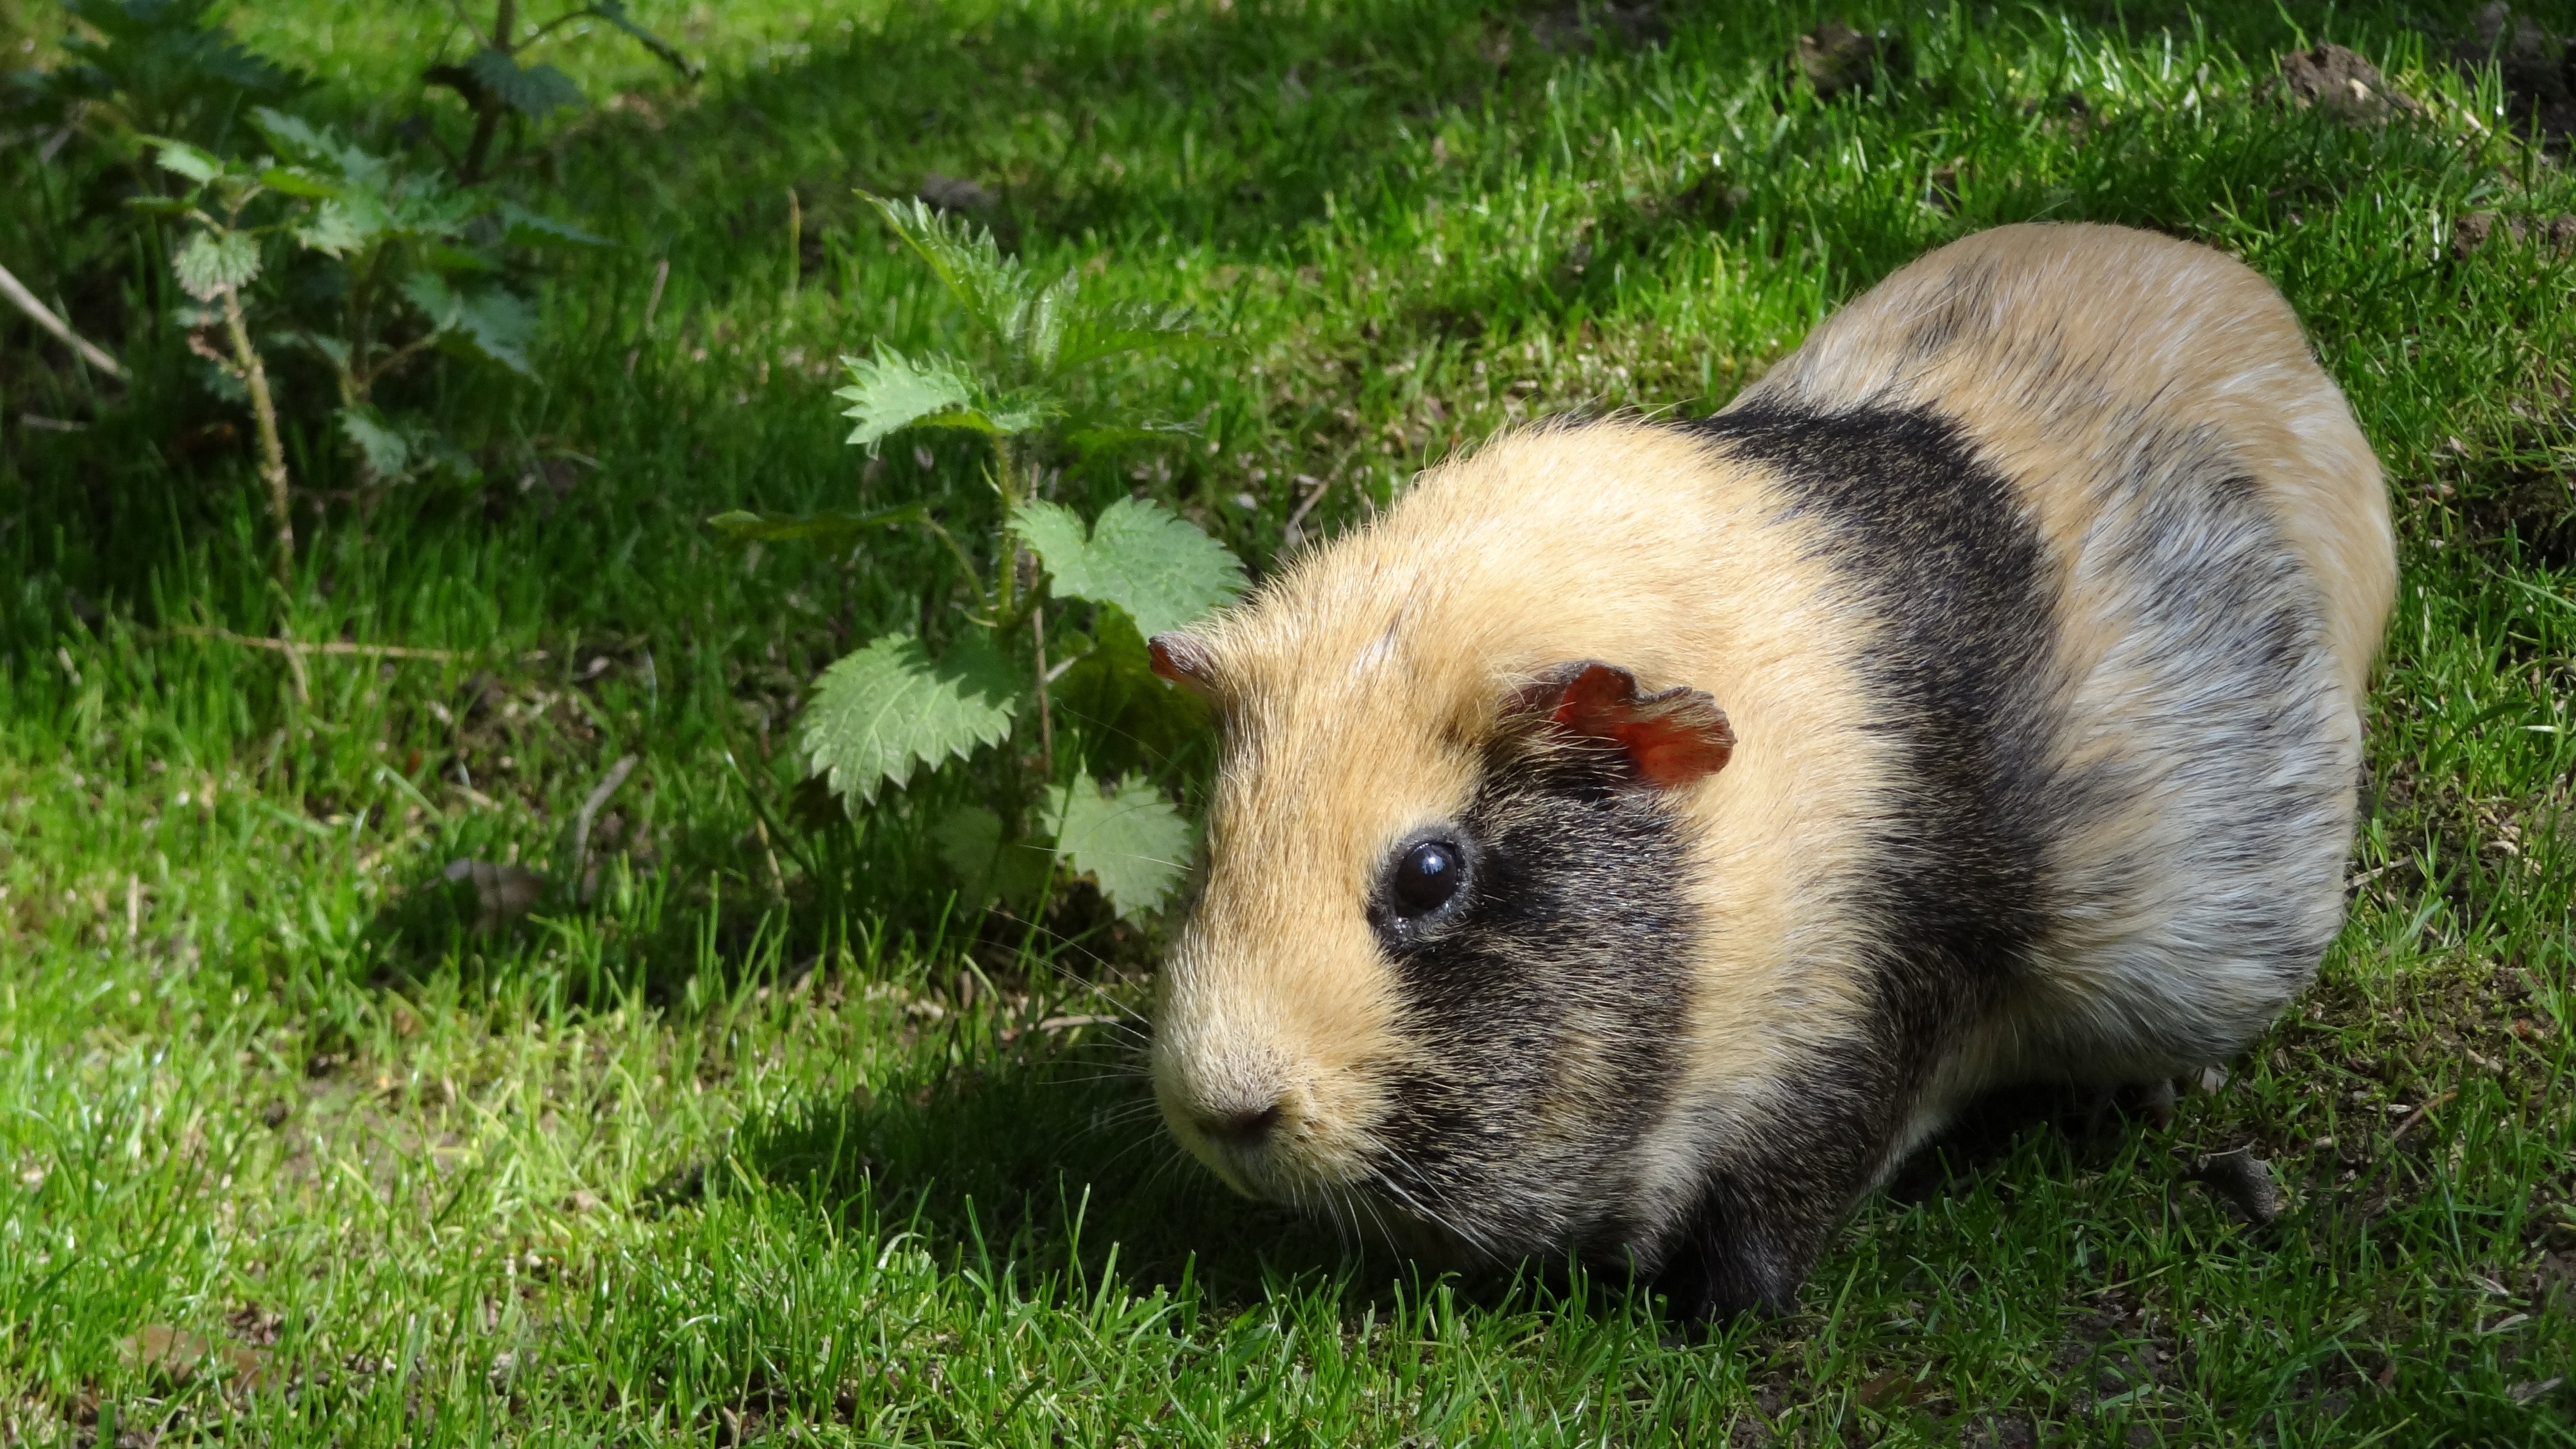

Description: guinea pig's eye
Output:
[1388,839,1467,917]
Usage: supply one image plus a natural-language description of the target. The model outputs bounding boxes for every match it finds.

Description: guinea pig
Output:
[1145,221,2395,1322]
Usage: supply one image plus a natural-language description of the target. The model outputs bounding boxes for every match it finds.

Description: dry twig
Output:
[0,255,126,380]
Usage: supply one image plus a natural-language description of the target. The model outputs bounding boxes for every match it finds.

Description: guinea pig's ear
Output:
[1510,661,1735,788]
[1148,632,1220,700]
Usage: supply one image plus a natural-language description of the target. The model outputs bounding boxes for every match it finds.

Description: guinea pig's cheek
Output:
[1263,1074,1383,1185]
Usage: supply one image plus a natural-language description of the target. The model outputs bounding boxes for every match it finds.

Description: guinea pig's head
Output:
[1145,606,1735,1261]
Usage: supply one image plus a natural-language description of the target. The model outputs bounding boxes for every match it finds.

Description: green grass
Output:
[4,0,2575,1442]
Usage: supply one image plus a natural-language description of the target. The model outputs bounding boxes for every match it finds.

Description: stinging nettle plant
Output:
[424,1,698,185]
[141,108,593,580]
[713,196,1242,923]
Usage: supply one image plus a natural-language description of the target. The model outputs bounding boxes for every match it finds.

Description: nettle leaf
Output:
[1016,496,1247,637]
[1021,271,1077,371]
[249,107,390,190]
[339,406,411,478]
[294,196,381,255]
[248,106,332,161]
[931,805,1053,910]
[280,330,350,367]
[862,194,1032,344]
[835,349,973,448]
[836,349,1057,450]
[1010,501,1090,581]
[453,285,536,374]
[401,269,465,329]
[495,200,605,248]
[588,1,700,78]
[802,632,1021,804]
[326,188,399,245]
[173,229,260,300]
[464,49,585,117]
[149,137,223,184]
[1046,770,1194,921]
[397,273,535,373]
[257,165,337,199]
[1055,302,1204,373]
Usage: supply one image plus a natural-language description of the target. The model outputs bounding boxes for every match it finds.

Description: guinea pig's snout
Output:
[1153,1040,1344,1196]
[1196,1099,1285,1150]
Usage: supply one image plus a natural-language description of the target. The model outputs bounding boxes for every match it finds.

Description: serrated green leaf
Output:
[258,165,337,199]
[587,1,700,77]
[401,269,463,329]
[419,240,501,274]
[1022,271,1076,371]
[149,137,222,184]
[931,805,1052,910]
[173,229,260,300]
[465,48,585,117]
[835,349,1054,448]
[1015,496,1247,638]
[277,330,350,367]
[802,633,1021,804]
[1012,501,1091,583]
[495,200,605,247]
[247,107,332,161]
[1054,302,1206,372]
[861,193,1032,344]
[981,394,1058,434]
[705,502,930,544]
[293,196,380,255]
[249,107,391,192]
[339,406,411,478]
[453,285,536,374]
[1046,770,1194,920]
[835,349,975,449]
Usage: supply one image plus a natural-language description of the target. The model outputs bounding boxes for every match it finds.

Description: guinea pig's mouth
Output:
[1153,1085,1514,1264]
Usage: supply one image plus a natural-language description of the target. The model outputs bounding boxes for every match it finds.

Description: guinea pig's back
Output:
[1719,222,2395,1092]
[1730,222,2392,704]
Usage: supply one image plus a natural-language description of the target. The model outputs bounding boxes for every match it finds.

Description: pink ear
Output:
[1149,633,1219,698]
[1515,661,1735,788]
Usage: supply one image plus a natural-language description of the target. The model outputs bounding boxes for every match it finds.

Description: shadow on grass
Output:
[722,1031,2171,1325]
[724,1040,1377,1309]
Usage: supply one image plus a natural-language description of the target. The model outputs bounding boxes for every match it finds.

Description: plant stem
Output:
[784,187,801,302]
[916,517,986,607]
[991,437,1025,619]
[220,285,295,591]
[460,0,517,183]
[1031,605,1055,782]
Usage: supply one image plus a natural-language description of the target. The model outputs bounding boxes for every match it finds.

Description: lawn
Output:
[2,0,2573,1443]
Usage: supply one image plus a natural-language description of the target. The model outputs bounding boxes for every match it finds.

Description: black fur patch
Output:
[1362,732,1699,1260]
[1656,401,2064,1317]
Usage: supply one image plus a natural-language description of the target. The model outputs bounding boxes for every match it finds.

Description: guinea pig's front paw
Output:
[1654,1208,1815,1327]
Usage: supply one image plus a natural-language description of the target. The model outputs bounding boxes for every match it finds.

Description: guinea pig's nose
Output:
[1200,1101,1283,1148]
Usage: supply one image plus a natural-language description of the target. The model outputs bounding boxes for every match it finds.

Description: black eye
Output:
[1389,839,1466,917]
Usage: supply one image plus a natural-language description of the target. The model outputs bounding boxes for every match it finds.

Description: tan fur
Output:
[1154,222,2396,1268]
[1158,424,1894,1209]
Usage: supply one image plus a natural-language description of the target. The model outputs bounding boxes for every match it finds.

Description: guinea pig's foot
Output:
[2114,1076,2178,1131]
[1654,1208,1812,1327]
